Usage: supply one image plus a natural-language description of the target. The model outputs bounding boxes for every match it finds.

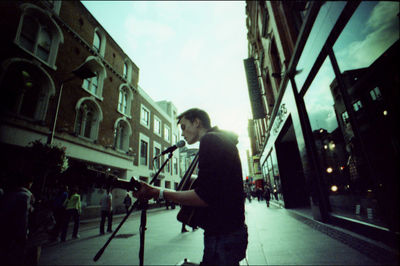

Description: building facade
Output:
[0,0,181,218]
[244,0,399,246]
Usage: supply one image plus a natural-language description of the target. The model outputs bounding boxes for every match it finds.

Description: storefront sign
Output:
[272,103,287,135]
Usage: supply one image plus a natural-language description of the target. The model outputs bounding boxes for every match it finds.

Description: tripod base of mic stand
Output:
[175,258,199,266]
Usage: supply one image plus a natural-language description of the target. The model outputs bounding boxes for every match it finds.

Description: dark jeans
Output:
[61,209,80,241]
[51,207,65,239]
[201,225,248,266]
[100,210,113,233]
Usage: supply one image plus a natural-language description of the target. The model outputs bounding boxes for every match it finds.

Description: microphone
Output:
[154,140,185,159]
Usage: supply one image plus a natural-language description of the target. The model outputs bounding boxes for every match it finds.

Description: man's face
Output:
[179,117,200,145]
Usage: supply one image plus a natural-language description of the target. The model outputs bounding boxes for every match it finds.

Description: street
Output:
[39,201,393,265]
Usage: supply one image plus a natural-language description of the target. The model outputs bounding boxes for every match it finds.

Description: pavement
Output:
[39,200,399,265]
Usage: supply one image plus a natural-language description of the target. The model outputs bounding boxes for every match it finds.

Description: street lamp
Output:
[47,61,96,145]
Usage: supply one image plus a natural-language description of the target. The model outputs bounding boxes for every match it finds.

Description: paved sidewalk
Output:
[39,201,398,265]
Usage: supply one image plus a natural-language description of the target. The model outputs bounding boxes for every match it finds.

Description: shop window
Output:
[295,2,346,91]
[331,1,399,230]
[303,55,387,227]
[333,2,399,72]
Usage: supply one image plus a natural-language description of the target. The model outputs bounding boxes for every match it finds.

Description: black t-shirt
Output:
[194,129,245,235]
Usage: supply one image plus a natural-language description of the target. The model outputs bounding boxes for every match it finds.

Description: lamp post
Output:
[47,61,96,145]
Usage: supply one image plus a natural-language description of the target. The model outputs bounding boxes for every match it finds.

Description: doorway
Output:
[275,117,310,208]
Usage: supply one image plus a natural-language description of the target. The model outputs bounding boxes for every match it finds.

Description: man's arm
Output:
[132,182,208,207]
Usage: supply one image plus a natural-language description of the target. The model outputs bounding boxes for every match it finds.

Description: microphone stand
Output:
[93,151,174,266]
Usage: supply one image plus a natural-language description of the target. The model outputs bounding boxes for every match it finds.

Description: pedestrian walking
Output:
[123,192,132,215]
[60,187,81,241]
[264,186,271,207]
[50,185,68,241]
[100,188,113,235]
[0,171,34,265]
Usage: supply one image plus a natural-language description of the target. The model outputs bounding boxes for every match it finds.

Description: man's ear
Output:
[193,118,201,128]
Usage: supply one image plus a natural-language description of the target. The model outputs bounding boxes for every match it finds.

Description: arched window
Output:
[93,28,106,57]
[74,98,103,141]
[81,56,107,100]
[93,31,101,53]
[0,58,55,121]
[114,118,132,152]
[117,84,133,117]
[15,4,64,69]
[123,62,128,79]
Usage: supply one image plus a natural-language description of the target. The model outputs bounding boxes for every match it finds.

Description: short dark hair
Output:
[177,108,211,129]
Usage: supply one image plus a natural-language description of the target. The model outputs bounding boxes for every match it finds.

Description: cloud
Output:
[335,2,399,71]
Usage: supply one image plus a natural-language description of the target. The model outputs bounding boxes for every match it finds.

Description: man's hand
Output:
[132,181,158,201]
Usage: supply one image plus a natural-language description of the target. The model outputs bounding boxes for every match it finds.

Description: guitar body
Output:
[176,154,201,228]
[177,177,198,227]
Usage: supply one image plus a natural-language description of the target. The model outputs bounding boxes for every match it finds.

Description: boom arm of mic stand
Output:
[93,153,174,265]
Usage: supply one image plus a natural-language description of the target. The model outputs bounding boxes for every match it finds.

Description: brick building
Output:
[0,0,181,217]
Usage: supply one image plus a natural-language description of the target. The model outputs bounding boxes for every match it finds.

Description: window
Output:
[93,32,101,53]
[341,111,350,125]
[114,118,132,152]
[352,100,363,112]
[140,105,150,128]
[123,62,128,79]
[140,140,148,166]
[93,28,106,57]
[165,181,171,189]
[75,99,103,140]
[118,88,128,114]
[83,72,98,95]
[80,56,106,100]
[122,59,132,82]
[15,4,64,68]
[0,59,55,121]
[370,87,382,101]
[154,116,161,136]
[154,146,161,169]
[164,125,170,141]
[173,157,178,175]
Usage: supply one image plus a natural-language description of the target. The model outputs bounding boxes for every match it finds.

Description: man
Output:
[123,192,132,215]
[0,171,34,265]
[132,108,248,265]
[99,188,113,235]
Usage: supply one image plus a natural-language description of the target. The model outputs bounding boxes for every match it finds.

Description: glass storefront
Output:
[301,1,399,228]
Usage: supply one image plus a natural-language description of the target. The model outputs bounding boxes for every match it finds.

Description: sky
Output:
[81,1,252,175]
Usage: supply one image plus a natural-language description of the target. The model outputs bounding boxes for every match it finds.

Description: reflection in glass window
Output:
[333,2,399,72]
[369,87,382,101]
[303,55,389,227]
[295,2,346,91]
[341,111,349,125]
[352,100,363,112]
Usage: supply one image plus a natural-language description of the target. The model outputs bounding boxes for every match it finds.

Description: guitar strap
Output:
[176,152,199,191]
